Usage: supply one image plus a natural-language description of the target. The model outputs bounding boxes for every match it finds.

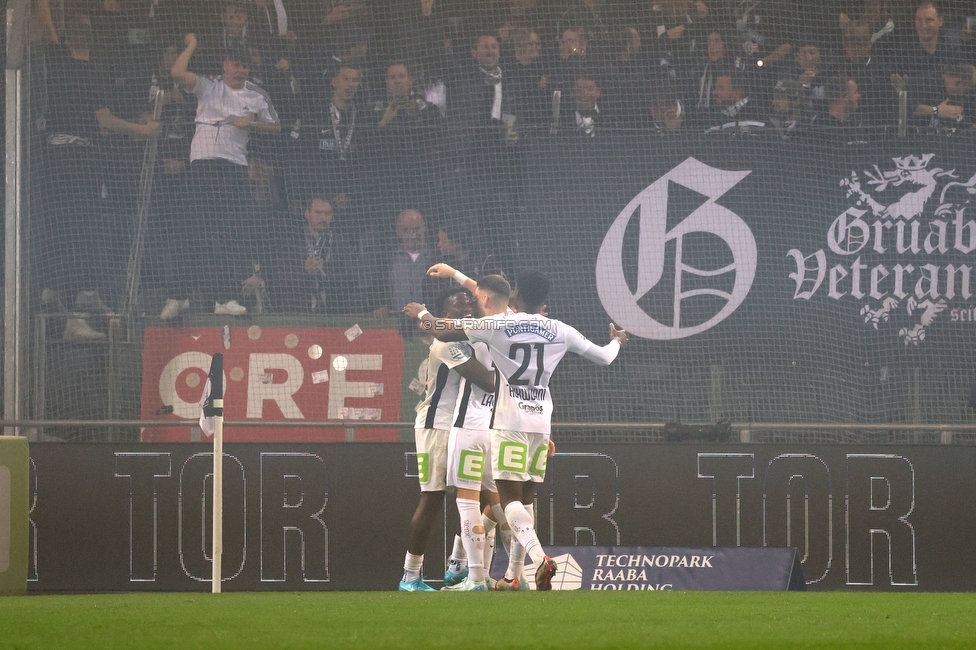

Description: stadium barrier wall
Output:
[0,436,29,595]
[23,442,976,592]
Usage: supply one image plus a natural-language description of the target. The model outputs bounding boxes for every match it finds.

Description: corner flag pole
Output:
[200,354,224,593]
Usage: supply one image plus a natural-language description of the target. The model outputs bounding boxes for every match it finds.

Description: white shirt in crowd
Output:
[189,75,279,166]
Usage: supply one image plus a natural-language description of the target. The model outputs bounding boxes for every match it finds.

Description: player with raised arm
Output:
[428,262,524,585]
[399,289,496,592]
[404,270,628,590]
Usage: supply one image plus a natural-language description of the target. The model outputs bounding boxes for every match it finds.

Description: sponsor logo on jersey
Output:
[447,343,469,361]
[518,402,545,415]
[503,321,556,341]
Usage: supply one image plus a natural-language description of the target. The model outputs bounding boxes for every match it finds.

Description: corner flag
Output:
[199,353,226,593]
[199,354,224,437]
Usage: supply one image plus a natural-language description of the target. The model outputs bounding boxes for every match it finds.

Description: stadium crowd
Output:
[25,0,976,337]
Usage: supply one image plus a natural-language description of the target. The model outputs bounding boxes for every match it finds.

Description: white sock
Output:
[483,522,497,575]
[505,501,547,566]
[505,537,525,581]
[448,534,467,571]
[403,552,423,582]
[457,498,485,582]
[483,511,497,534]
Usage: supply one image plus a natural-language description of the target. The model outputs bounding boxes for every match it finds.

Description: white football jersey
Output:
[415,339,475,431]
[463,312,616,434]
[451,342,496,431]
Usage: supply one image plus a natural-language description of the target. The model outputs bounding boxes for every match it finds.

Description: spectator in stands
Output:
[249,0,298,42]
[837,0,898,60]
[889,0,961,124]
[544,26,590,95]
[143,41,203,312]
[381,0,462,83]
[36,15,161,340]
[195,1,266,73]
[302,0,372,61]
[764,77,806,138]
[447,32,525,261]
[649,87,687,134]
[834,11,891,125]
[448,34,510,126]
[602,25,651,127]
[504,27,550,127]
[373,62,441,128]
[795,43,824,98]
[820,74,866,143]
[760,41,825,122]
[374,209,437,338]
[703,71,763,132]
[560,73,614,136]
[194,1,298,125]
[160,33,280,320]
[247,0,304,119]
[369,61,444,219]
[644,0,708,82]
[287,63,369,221]
[729,0,796,66]
[691,30,738,116]
[928,64,976,129]
[556,0,623,53]
[272,195,356,313]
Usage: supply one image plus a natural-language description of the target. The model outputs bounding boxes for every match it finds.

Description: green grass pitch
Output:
[2,592,975,649]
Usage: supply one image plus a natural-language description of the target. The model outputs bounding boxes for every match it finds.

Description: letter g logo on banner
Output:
[596,158,757,340]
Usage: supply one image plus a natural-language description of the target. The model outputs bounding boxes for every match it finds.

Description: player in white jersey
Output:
[439,338,497,591]
[428,263,520,586]
[404,271,628,590]
[399,289,496,592]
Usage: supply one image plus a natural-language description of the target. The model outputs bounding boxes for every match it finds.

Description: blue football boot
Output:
[398,577,438,592]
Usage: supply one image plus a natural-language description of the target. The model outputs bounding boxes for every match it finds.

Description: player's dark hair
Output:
[433,288,471,318]
[476,274,511,303]
[516,270,550,310]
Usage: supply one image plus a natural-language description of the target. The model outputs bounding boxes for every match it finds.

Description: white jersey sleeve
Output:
[563,323,621,365]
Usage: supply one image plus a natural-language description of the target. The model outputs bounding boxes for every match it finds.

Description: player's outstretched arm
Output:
[455,358,496,393]
[571,322,627,365]
[402,302,468,342]
[428,263,477,293]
